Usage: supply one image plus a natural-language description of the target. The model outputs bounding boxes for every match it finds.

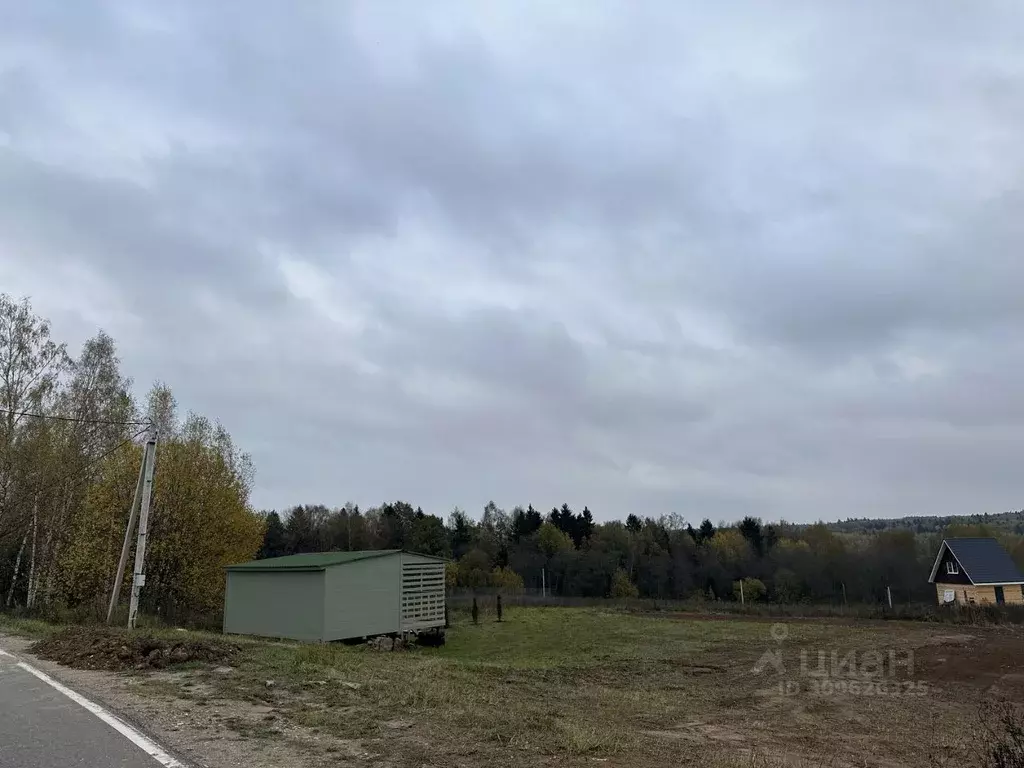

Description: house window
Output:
[946,561,959,575]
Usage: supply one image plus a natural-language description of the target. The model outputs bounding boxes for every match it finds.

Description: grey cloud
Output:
[2,0,1023,520]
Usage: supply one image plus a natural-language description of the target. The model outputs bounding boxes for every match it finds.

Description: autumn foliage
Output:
[0,295,263,623]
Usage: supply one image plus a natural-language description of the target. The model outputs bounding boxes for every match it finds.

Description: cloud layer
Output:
[3,1,1023,521]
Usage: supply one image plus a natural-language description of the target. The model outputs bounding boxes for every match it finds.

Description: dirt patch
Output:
[920,633,977,645]
[30,626,239,671]
[644,721,747,744]
[914,628,1024,697]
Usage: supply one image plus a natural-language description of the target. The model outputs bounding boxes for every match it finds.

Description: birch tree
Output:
[0,295,69,605]
[1,298,262,620]
[33,332,138,608]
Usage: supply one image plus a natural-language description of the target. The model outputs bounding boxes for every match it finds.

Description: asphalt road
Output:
[0,648,178,768]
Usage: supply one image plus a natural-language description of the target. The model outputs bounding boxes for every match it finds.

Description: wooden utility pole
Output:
[886,585,893,609]
[740,580,745,605]
[128,431,158,629]
[107,447,148,624]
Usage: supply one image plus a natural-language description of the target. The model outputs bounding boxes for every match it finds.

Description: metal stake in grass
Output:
[472,597,479,625]
[496,594,503,622]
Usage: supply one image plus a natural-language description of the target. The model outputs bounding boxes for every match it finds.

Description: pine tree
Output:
[579,507,595,543]
[738,517,764,556]
[259,512,287,559]
[699,519,716,543]
[525,505,543,534]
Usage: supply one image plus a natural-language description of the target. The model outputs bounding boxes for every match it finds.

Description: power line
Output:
[0,407,152,428]
[3,425,152,607]
[52,425,153,490]
[14,425,153,510]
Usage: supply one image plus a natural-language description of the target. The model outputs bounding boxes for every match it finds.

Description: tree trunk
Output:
[6,528,28,608]
[40,491,71,608]
[26,498,38,609]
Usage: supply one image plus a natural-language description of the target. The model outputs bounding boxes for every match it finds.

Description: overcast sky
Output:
[2,2,1023,523]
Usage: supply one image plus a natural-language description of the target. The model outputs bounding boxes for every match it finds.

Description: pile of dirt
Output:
[30,626,240,671]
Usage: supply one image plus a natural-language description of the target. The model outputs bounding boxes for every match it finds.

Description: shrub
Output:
[733,578,767,603]
[452,549,492,589]
[610,569,639,599]
[772,568,803,603]
[491,566,524,593]
[445,561,459,589]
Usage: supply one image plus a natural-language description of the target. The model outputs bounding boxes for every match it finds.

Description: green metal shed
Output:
[223,549,446,642]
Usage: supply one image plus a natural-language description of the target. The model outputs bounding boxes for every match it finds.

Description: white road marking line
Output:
[0,648,12,657]
[15,659,188,768]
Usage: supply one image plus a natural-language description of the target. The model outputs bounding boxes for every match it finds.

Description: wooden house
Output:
[928,537,1024,606]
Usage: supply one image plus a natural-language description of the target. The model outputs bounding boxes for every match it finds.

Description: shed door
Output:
[401,559,445,631]
[995,586,1005,605]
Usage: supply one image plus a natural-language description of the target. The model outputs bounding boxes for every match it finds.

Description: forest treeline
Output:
[827,511,1024,535]
[0,295,264,622]
[5,293,1023,623]
[259,502,1024,605]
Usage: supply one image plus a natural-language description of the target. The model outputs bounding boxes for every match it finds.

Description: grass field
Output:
[6,606,1024,767]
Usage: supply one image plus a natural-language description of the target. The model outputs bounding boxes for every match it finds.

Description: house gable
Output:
[933,547,970,585]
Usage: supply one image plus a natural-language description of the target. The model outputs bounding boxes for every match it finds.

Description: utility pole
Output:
[127,431,158,629]
[106,436,150,624]
[886,585,893,609]
[740,580,745,605]
[110,434,155,630]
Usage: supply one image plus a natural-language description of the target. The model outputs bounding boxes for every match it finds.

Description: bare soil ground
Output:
[31,626,240,671]
[4,608,1023,768]
[914,631,1024,695]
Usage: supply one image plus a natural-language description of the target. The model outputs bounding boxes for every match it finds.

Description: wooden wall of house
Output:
[935,583,1024,605]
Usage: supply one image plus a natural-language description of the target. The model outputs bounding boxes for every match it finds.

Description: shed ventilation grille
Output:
[401,560,446,631]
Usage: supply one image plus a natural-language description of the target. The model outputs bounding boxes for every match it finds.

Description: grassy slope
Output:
[145,608,962,766]
[1,607,996,767]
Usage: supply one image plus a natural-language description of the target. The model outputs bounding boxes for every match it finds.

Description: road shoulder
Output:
[0,633,330,768]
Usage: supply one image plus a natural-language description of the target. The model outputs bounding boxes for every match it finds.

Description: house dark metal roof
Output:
[929,538,1024,585]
